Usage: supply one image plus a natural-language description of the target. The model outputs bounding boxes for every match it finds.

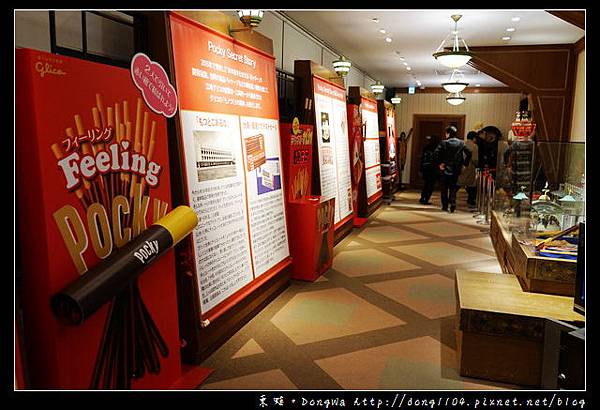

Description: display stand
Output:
[280,121,335,281]
[294,60,355,245]
[287,197,336,281]
[377,100,399,202]
[347,102,368,227]
[163,12,293,365]
[455,270,583,387]
[348,86,383,217]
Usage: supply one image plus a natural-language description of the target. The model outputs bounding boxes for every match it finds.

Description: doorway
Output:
[410,114,466,187]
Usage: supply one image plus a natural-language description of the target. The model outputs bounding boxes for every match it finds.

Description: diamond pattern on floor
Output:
[315,336,510,390]
[391,242,494,267]
[198,190,514,390]
[406,221,484,238]
[357,225,428,244]
[333,248,420,277]
[270,288,405,345]
[367,274,456,319]
[232,339,265,359]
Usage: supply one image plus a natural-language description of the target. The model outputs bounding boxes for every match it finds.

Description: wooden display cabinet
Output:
[455,270,583,387]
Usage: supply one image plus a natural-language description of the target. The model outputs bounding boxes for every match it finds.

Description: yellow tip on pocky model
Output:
[155,206,198,245]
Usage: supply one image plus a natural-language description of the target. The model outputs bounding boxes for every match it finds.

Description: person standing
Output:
[419,135,438,205]
[434,126,472,213]
[457,131,479,208]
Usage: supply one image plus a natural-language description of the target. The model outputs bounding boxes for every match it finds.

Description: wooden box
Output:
[455,270,583,387]
[490,211,515,275]
[511,235,576,296]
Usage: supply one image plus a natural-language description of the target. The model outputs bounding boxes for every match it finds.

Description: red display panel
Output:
[15,48,180,389]
[169,12,290,322]
[280,121,314,203]
[361,97,383,204]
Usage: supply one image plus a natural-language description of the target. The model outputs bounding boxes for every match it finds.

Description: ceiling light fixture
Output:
[403,62,408,66]
[370,81,385,94]
[502,36,511,40]
[476,84,481,87]
[385,37,393,43]
[446,92,466,105]
[379,29,386,34]
[406,67,412,71]
[372,18,379,23]
[332,56,352,77]
[231,10,264,32]
[433,15,473,69]
[506,27,516,32]
[441,69,469,93]
[511,17,521,22]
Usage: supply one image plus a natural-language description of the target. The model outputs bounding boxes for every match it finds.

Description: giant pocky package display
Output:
[16,48,182,389]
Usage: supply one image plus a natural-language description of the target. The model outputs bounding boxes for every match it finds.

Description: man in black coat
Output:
[434,126,472,213]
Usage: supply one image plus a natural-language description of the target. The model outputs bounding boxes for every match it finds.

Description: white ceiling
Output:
[282,10,585,89]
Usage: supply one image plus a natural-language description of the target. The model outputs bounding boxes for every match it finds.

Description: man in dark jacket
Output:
[419,135,438,205]
[434,126,472,213]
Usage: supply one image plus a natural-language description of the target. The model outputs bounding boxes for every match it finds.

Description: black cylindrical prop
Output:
[51,206,198,325]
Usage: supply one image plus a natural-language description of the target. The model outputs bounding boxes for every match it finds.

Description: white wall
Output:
[15,10,378,92]
[570,50,585,142]
[396,92,522,183]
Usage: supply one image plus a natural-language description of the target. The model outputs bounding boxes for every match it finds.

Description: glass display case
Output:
[494,140,585,248]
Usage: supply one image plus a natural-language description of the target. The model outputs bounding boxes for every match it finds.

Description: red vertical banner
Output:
[280,120,314,204]
[361,97,383,204]
[347,104,365,218]
[15,48,180,389]
[169,12,290,322]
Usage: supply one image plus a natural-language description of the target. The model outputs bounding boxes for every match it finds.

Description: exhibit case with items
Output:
[491,138,585,296]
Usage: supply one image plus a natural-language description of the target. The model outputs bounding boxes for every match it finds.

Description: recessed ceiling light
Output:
[502,36,511,41]
[379,29,386,34]
[511,17,521,22]
[403,62,408,66]
[372,18,379,23]
[385,37,392,43]
[475,84,481,87]
[406,66,412,71]
[506,27,516,32]
[399,57,405,61]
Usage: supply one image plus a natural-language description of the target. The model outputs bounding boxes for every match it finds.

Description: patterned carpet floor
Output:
[198,189,518,390]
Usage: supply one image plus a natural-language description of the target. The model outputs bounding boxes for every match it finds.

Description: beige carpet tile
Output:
[270,288,405,345]
[333,249,420,277]
[390,242,494,267]
[231,339,265,359]
[457,236,495,251]
[356,225,428,244]
[367,274,456,319]
[315,336,505,390]
[200,369,297,390]
[375,210,435,224]
[406,221,484,238]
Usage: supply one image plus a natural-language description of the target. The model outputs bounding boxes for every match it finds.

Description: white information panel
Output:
[313,76,353,224]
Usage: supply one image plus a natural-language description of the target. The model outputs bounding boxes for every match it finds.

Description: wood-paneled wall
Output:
[395,93,522,184]
[468,44,579,142]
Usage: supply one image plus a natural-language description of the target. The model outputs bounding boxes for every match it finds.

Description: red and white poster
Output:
[313,76,353,225]
[361,97,382,204]
[386,107,398,183]
[169,13,290,315]
[15,48,180,389]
